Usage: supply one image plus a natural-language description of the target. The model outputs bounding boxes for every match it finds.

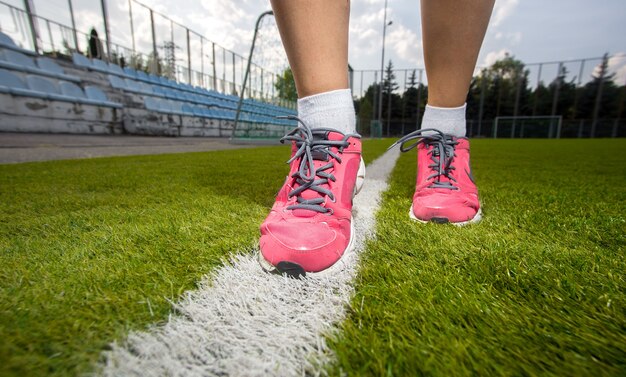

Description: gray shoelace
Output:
[279,116,359,214]
[389,128,460,190]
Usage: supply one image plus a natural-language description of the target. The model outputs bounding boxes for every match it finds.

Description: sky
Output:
[3,0,625,88]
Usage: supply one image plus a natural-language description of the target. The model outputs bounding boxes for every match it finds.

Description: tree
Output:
[275,67,297,102]
[469,53,530,121]
[383,60,399,95]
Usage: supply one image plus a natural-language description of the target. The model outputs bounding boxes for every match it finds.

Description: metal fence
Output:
[352,54,626,138]
[0,0,292,107]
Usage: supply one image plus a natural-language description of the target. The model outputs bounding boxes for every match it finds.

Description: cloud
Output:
[482,48,511,67]
[386,24,423,66]
[491,0,519,27]
[607,52,626,84]
[495,31,522,45]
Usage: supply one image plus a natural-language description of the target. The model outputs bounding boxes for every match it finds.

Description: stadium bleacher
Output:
[0,31,296,137]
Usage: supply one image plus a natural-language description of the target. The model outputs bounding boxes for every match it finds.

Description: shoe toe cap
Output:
[412,193,479,223]
[260,220,349,272]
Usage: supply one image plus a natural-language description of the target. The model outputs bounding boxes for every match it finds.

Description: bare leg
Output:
[421,0,495,107]
[270,0,350,98]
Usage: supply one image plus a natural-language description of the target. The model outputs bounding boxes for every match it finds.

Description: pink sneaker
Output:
[259,118,365,277]
[390,129,481,225]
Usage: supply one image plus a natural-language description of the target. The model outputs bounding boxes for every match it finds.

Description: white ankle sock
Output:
[421,103,467,138]
[297,89,356,135]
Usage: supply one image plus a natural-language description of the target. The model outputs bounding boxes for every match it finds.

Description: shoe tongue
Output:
[291,153,332,218]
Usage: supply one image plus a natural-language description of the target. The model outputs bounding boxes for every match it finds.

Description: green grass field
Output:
[329,139,626,376]
[0,139,390,376]
[1,138,624,376]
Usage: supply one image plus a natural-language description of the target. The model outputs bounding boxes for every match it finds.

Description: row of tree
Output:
[275,54,625,137]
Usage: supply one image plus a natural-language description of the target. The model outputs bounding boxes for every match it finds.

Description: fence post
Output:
[232,51,236,95]
[401,69,407,135]
[150,9,158,74]
[572,59,586,119]
[532,63,543,116]
[212,42,217,90]
[549,62,564,138]
[100,0,111,61]
[477,73,485,137]
[200,37,204,87]
[222,47,226,93]
[416,69,423,131]
[22,0,40,54]
[591,55,608,138]
[128,0,136,54]
[187,28,192,84]
[232,10,273,139]
[386,79,392,136]
[512,71,523,138]
[372,71,378,123]
[67,0,79,51]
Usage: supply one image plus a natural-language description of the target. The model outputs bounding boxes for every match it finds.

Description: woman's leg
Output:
[405,0,494,225]
[270,0,350,98]
[421,0,495,108]
[259,1,362,276]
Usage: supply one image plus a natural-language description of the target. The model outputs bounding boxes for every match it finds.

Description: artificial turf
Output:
[329,139,626,376]
[0,138,390,377]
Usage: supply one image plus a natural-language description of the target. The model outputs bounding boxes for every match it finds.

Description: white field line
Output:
[101,147,401,377]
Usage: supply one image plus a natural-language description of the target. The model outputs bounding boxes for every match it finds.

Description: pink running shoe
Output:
[390,129,481,225]
[259,117,365,277]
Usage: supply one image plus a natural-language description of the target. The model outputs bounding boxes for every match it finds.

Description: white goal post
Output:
[493,115,563,139]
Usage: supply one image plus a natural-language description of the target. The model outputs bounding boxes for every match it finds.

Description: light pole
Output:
[377,0,392,130]
[232,10,274,140]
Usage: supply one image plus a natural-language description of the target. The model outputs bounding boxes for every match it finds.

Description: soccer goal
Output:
[493,116,563,139]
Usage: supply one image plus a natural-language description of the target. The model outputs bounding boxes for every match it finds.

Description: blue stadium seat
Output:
[25,75,85,103]
[36,57,65,75]
[123,78,152,95]
[1,49,37,70]
[135,70,149,82]
[72,53,92,69]
[123,67,138,78]
[147,74,161,84]
[85,86,122,108]
[0,31,36,56]
[157,99,172,113]
[181,103,194,115]
[0,68,30,95]
[26,75,61,94]
[109,75,127,90]
[144,97,160,112]
[139,82,154,94]
[152,85,167,97]
[0,68,25,89]
[170,101,183,115]
[108,63,126,77]
[124,78,141,92]
[36,57,81,82]
[58,81,115,108]
[91,59,111,73]
[159,76,175,88]
[59,81,86,99]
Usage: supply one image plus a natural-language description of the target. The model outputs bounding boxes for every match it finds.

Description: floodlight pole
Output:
[377,0,390,129]
[22,0,40,54]
[232,10,273,140]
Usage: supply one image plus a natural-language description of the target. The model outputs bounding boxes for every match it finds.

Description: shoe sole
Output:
[258,158,366,278]
[408,205,483,226]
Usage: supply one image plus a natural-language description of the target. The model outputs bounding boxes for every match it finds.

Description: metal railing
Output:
[352,54,626,138]
[0,0,295,108]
